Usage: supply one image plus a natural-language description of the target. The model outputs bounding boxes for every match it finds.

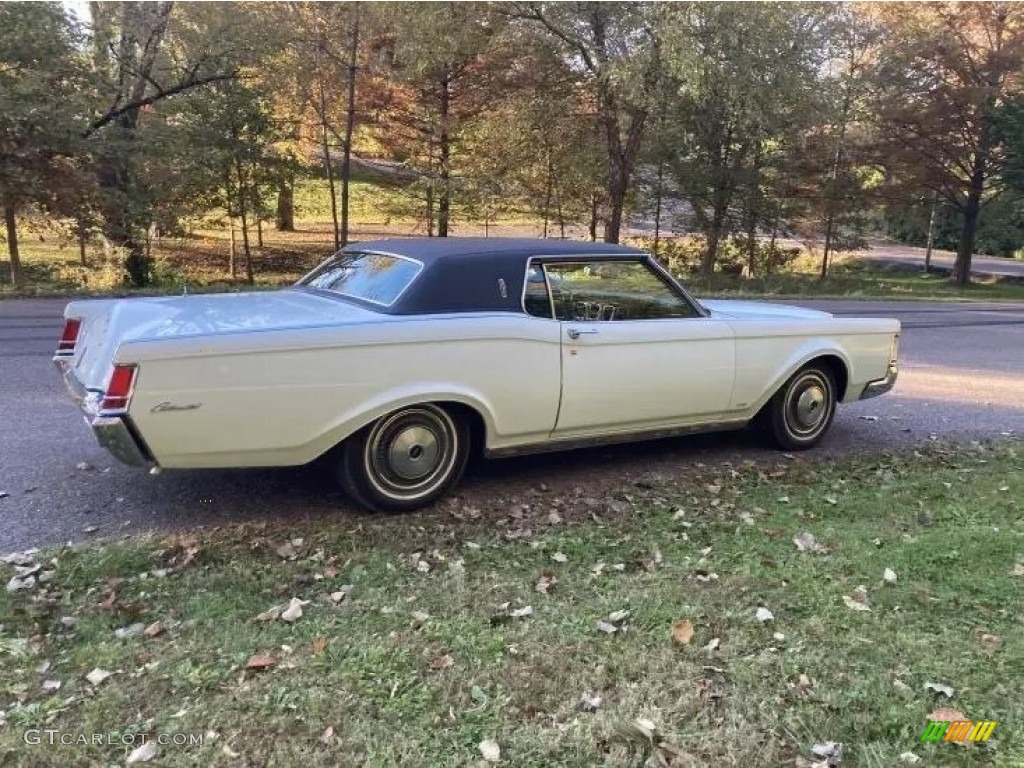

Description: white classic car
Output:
[55,238,899,511]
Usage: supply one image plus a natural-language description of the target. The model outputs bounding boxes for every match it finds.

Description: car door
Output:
[533,259,736,437]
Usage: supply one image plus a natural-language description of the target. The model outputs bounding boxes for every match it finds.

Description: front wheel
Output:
[335,404,469,513]
[763,365,837,450]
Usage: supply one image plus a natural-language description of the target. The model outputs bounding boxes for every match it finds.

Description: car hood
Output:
[699,299,832,321]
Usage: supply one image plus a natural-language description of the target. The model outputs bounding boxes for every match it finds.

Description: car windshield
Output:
[297,251,422,306]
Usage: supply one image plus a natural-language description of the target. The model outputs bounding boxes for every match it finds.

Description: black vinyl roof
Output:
[339,237,650,315]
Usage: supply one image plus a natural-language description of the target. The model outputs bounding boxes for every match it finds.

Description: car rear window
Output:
[297,251,422,306]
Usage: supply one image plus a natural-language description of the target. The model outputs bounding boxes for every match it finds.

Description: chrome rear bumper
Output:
[860,363,898,400]
[53,357,150,467]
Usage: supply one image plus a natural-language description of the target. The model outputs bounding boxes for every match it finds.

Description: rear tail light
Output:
[57,318,82,354]
[100,364,137,414]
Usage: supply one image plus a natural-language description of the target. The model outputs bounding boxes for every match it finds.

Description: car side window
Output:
[523,265,554,319]
[541,261,699,321]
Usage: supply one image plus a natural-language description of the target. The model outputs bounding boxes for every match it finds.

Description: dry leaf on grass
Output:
[883,568,898,583]
[704,637,720,652]
[671,618,694,645]
[126,740,158,764]
[550,552,568,563]
[320,726,334,744]
[793,532,828,554]
[312,637,327,655]
[842,595,871,612]
[479,738,500,763]
[510,605,533,619]
[972,628,1003,650]
[85,668,112,686]
[754,607,774,623]
[925,681,955,697]
[256,605,283,622]
[280,597,308,623]
[579,692,602,711]
[143,622,164,638]
[1013,563,1024,577]
[245,654,277,670]
[535,573,557,594]
[41,679,61,692]
[275,542,297,559]
[428,654,454,670]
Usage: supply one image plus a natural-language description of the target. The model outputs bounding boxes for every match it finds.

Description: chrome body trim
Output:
[485,418,749,459]
[53,357,150,467]
[859,363,898,400]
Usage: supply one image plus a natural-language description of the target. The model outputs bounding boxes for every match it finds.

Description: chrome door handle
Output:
[567,328,599,340]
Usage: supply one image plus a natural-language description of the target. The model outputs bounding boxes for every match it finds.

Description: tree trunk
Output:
[276,177,295,231]
[339,5,361,247]
[229,215,237,280]
[3,199,24,289]
[256,215,264,249]
[437,67,452,238]
[542,150,553,238]
[820,211,835,280]
[589,194,599,242]
[955,154,986,287]
[235,160,253,285]
[425,181,435,237]
[604,164,627,243]
[653,160,664,257]
[316,44,340,250]
[77,218,88,265]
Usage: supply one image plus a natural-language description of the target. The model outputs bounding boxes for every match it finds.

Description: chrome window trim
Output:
[296,249,425,308]
[520,254,707,321]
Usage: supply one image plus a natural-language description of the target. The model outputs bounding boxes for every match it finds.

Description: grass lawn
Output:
[1,441,1020,766]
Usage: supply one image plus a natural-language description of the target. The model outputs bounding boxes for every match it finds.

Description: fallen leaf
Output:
[973,629,1003,650]
[322,566,339,579]
[411,610,430,625]
[793,531,828,554]
[1012,563,1024,577]
[595,620,620,634]
[883,568,898,584]
[275,542,297,559]
[126,740,158,764]
[579,692,602,711]
[704,637,720,652]
[606,609,630,624]
[671,618,694,645]
[810,741,843,766]
[429,654,454,670]
[898,753,921,764]
[41,679,61,692]
[329,589,348,603]
[842,595,871,612]
[280,597,308,623]
[925,681,955,697]
[535,574,557,594]
[312,637,327,655]
[320,726,334,744]
[115,623,146,640]
[256,605,283,622]
[85,668,112,686]
[754,607,774,623]
[479,738,500,763]
[551,552,568,563]
[143,622,164,638]
[221,744,240,758]
[245,654,277,670]
[510,605,533,619]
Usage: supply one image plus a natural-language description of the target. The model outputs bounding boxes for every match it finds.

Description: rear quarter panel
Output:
[119,314,561,468]
[726,317,899,410]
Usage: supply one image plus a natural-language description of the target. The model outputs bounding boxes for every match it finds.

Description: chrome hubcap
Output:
[795,385,826,429]
[365,406,459,501]
[387,426,441,480]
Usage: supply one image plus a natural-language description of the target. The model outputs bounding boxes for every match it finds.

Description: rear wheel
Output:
[335,404,469,512]
[763,364,836,450]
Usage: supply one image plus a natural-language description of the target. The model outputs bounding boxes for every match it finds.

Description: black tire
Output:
[335,404,469,513]
[763,364,837,451]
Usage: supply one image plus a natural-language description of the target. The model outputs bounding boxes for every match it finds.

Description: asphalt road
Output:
[1,297,1022,553]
